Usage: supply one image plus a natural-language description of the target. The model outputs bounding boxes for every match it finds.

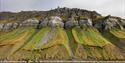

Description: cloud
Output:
[0,0,35,11]
[0,0,63,11]
[0,0,124,18]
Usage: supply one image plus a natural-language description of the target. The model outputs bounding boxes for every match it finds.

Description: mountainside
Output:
[0,7,125,61]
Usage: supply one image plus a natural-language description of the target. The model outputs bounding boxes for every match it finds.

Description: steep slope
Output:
[0,27,124,61]
[0,7,125,61]
[71,27,124,60]
[4,27,72,61]
[0,27,36,60]
[101,29,125,57]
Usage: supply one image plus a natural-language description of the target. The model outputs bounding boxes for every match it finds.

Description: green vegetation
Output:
[110,28,125,39]
[23,27,51,50]
[102,29,125,50]
[0,27,125,61]
[40,27,72,57]
[0,27,36,59]
[72,27,111,47]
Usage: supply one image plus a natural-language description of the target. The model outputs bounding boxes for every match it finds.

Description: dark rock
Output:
[104,18,119,29]
[94,21,104,31]
[39,18,48,28]
[94,16,124,31]
[64,21,78,29]
[12,23,18,29]
[78,18,92,27]
[120,19,125,28]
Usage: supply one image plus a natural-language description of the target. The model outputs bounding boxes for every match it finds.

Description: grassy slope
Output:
[72,27,111,47]
[7,27,72,60]
[23,27,51,50]
[102,28,125,52]
[110,28,125,39]
[0,27,36,59]
[7,27,51,60]
[72,27,124,60]
[0,27,125,60]
[40,27,72,57]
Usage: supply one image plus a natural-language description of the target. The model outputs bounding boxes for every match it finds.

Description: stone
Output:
[94,16,124,31]
[120,19,125,28]
[22,18,39,26]
[39,18,49,28]
[12,23,18,29]
[0,23,4,31]
[48,16,64,28]
[104,18,123,30]
[65,21,74,29]
[3,23,13,31]
[78,18,92,27]
[35,28,56,48]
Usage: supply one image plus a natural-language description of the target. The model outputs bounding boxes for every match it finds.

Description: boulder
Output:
[120,19,125,28]
[64,20,78,29]
[78,18,92,27]
[12,23,18,29]
[19,23,23,27]
[94,21,104,31]
[104,18,118,29]
[37,18,49,28]
[3,23,13,31]
[103,17,124,30]
[0,23,4,31]
[22,18,39,26]
[48,16,64,28]
[0,23,18,31]
[94,16,124,31]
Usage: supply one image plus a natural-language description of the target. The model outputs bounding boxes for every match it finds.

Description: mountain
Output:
[0,7,125,61]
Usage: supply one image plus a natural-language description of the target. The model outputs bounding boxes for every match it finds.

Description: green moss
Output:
[0,28,25,41]
[65,30,77,55]
[0,26,125,60]
[40,27,72,57]
[23,27,51,50]
[72,27,111,47]
[110,28,125,39]
[102,30,125,50]
[80,16,88,20]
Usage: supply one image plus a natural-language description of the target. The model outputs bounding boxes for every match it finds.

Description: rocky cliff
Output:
[0,7,125,61]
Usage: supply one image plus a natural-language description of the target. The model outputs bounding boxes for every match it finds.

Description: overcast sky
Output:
[0,0,125,18]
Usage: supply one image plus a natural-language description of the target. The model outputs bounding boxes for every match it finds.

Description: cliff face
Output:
[0,7,125,61]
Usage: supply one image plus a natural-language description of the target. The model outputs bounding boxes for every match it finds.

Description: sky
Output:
[0,0,125,18]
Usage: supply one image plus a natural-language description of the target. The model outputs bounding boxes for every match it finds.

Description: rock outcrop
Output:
[64,21,78,29]
[0,8,125,31]
[35,28,56,48]
[0,23,4,31]
[94,15,124,31]
[37,16,64,29]
[0,18,39,31]
[3,23,13,31]
[120,19,125,27]
[0,15,124,32]
[21,18,39,26]
[78,18,92,27]
[48,16,64,28]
